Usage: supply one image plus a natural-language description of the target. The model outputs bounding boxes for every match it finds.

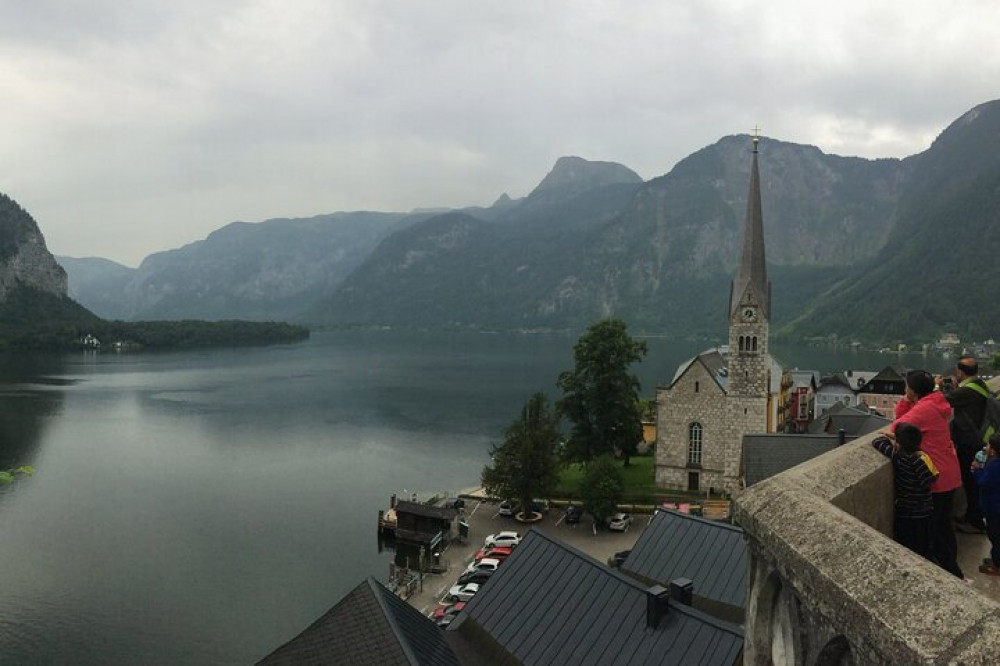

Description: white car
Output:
[607,513,633,532]
[448,582,480,602]
[484,531,522,548]
[465,557,502,574]
[498,500,516,517]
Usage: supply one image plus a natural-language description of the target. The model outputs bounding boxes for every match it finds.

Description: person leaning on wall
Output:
[947,356,991,533]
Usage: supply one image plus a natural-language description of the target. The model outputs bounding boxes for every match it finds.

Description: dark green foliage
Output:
[784,100,1000,343]
[0,283,308,351]
[481,393,562,515]
[557,318,647,465]
[579,454,624,525]
[87,319,309,349]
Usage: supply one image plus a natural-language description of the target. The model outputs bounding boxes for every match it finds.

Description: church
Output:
[654,133,777,496]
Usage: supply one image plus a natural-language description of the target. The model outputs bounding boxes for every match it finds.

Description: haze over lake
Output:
[0,330,940,664]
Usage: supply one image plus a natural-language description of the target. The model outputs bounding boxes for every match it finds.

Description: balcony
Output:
[734,417,1000,664]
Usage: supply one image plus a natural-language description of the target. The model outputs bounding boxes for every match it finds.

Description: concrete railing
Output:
[734,390,1000,665]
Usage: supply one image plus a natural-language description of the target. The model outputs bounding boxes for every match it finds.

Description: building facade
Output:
[655,135,772,496]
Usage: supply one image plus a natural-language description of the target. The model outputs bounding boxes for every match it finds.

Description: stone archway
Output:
[815,635,854,666]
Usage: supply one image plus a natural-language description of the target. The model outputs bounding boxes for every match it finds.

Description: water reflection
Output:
[0,353,67,471]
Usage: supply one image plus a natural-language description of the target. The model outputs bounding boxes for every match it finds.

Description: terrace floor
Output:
[957,528,1000,599]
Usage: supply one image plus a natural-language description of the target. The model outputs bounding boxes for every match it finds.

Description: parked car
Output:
[529,499,550,514]
[607,513,633,532]
[565,505,582,524]
[448,582,480,602]
[436,614,457,628]
[611,549,632,568]
[485,531,522,548]
[457,569,494,585]
[430,601,466,621]
[441,497,466,510]
[465,557,502,574]
[473,546,513,562]
[498,500,516,517]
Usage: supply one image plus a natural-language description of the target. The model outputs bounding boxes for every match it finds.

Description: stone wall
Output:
[734,423,1000,665]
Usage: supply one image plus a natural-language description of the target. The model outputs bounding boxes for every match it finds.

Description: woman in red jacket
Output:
[892,369,964,578]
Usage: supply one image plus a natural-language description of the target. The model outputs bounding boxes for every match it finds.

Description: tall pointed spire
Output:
[729,131,770,320]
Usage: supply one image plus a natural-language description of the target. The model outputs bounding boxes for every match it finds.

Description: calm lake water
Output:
[0,330,942,664]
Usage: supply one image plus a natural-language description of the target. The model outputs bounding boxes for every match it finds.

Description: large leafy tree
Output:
[579,454,624,526]
[481,393,562,517]
[557,318,647,465]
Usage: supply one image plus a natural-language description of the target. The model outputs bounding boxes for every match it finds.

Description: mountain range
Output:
[34,99,1000,343]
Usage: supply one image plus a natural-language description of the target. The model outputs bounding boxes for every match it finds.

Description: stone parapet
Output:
[735,427,1000,665]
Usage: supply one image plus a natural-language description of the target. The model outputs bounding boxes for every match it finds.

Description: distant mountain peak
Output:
[528,156,642,199]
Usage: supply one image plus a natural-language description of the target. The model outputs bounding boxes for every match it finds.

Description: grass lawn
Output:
[552,454,723,504]
[553,454,659,499]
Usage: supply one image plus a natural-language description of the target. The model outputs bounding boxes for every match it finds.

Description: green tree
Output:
[557,318,647,465]
[0,465,34,485]
[579,454,624,526]
[481,393,562,518]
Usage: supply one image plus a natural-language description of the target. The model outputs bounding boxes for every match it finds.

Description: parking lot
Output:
[408,500,644,616]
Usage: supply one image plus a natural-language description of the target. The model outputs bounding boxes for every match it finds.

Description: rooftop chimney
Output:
[646,585,670,628]
[670,578,694,606]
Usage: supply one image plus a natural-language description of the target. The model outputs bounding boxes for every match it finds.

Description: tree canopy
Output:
[481,393,562,517]
[557,318,647,465]
[579,454,624,525]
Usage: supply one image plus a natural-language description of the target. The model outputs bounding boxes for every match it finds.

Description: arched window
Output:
[688,422,703,466]
[751,336,758,352]
[738,336,745,352]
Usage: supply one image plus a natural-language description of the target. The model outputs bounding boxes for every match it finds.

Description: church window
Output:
[739,336,745,352]
[694,381,700,393]
[751,336,758,352]
[688,422,703,466]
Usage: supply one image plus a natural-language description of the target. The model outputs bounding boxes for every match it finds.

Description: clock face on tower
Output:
[742,307,757,322]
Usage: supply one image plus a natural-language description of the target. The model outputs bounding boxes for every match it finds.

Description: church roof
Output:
[729,137,770,320]
[668,347,783,395]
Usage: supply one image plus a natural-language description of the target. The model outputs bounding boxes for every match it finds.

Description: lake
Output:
[0,330,941,664]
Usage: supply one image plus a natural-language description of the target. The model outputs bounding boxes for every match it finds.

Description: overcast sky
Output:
[2,1,998,266]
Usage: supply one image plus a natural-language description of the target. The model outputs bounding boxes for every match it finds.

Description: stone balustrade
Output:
[734,396,1000,665]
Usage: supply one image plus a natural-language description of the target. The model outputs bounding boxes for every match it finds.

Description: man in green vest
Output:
[948,356,991,532]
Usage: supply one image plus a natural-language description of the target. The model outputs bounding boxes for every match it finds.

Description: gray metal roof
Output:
[621,511,747,610]
[256,577,459,666]
[742,433,847,487]
[449,529,743,666]
[395,500,458,521]
[807,405,889,436]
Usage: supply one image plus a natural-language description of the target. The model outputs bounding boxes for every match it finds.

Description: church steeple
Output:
[729,130,770,321]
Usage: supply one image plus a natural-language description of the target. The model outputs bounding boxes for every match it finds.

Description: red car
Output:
[430,601,466,621]
[473,546,513,562]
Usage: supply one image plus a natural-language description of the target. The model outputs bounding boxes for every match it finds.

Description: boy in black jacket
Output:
[873,422,938,560]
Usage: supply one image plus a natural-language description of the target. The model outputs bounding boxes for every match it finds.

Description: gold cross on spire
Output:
[751,124,761,152]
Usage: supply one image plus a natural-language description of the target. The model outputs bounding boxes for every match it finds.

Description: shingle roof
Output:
[742,433,846,487]
[621,511,746,610]
[448,529,743,666]
[256,577,459,666]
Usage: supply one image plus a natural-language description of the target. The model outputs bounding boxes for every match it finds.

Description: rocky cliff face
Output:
[0,194,68,302]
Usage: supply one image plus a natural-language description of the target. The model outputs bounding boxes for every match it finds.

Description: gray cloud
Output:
[0,0,997,265]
